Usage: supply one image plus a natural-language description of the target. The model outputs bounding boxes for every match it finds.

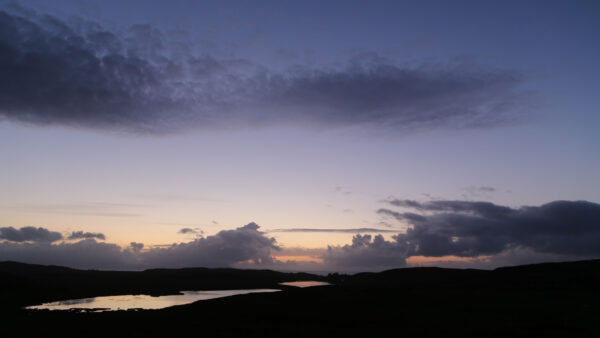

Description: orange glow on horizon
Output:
[407,255,491,264]
[272,255,324,263]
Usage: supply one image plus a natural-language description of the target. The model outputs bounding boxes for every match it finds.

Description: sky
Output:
[0,0,599,272]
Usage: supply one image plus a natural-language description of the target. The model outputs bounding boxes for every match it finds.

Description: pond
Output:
[25,289,280,312]
[279,281,331,288]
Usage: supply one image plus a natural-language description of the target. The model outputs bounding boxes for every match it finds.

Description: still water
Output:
[26,289,280,312]
[279,281,331,288]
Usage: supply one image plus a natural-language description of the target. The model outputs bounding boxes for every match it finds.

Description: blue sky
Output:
[0,0,599,271]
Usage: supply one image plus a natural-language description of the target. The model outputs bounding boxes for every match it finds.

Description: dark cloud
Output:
[0,226,62,243]
[322,234,409,272]
[379,200,600,257]
[0,223,278,270]
[385,199,513,218]
[270,228,400,233]
[129,242,144,252]
[4,200,597,272]
[258,56,526,131]
[320,200,600,271]
[178,227,202,235]
[0,9,213,133]
[68,231,106,240]
[178,228,194,234]
[0,8,528,134]
[0,239,137,270]
[145,223,278,268]
[378,209,427,222]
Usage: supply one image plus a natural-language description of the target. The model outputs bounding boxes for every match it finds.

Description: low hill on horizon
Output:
[2,258,600,308]
[2,259,600,337]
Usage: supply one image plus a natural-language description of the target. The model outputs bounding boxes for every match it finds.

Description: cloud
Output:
[129,242,144,252]
[269,228,400,233]
[3,200,597,272]
[0,223,278,270]
[384,199,513,218]
[178,227,202,235]
[0,9,211,133]
[0,8,529,134]
[68,231,106,240]
[322,234,409,272]
[257,56,526,131]
[0,239,137,270]
[287,199,600,272]
[334,185,352,195]
[273,247,327,257]
[0,226,62,243]
[7,203,142,217]
[379,199,600,257]
[145,222,278,268]
[463,186,497,197]
[317,199,600,271]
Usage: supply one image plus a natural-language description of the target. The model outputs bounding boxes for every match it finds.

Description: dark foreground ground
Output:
[1,260,599,337]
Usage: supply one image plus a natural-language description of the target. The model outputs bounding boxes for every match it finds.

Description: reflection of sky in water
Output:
[279,281,331,288]
[57,298,95,305]
[26,289,280,312]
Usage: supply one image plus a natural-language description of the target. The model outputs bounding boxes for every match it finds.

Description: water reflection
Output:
[26,289,280,312]
[279,281,331,288]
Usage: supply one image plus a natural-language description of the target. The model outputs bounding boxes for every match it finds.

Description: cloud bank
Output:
[0,239,137,270]
[314,199,600,271]
[2,200,598,271]
[0,223,277,270]
[378,200,600,257]
[0,9,528,134]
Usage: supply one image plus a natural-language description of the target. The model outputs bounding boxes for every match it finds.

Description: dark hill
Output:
[0,261,322,307]
[1,260,600,337]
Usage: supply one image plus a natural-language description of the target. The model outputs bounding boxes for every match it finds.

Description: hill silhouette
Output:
[1,260,599,337]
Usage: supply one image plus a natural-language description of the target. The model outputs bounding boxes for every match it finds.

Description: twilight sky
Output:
[1,0,599,272]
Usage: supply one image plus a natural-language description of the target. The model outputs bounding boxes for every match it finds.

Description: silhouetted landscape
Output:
[2,260,599,337]
[2,2,600,337]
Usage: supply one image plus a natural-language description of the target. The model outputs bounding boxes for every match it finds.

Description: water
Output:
[279,281,331,288]
[25,289,280,312]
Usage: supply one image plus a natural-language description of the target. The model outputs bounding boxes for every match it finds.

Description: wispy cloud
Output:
[269,228,400,233]
[462,185,498,198]
[4,203,143,217]
[334,185,352,195]
[141,194,229,203]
